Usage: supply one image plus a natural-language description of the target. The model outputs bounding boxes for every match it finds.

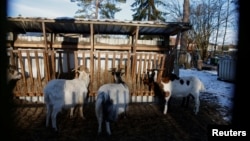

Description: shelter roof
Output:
[7,17,191,36]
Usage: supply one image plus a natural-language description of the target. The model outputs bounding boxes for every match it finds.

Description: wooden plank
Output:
[43,51,50,83]
[13,42,168,51]
[82,52,86,67]
[158,55,166,82]
[90,23,94,95]
[97,52,101,88]
[112,52,116,69]
[136,46,168,51]
[74,51,78,78]
[58,52,63,78]
[125,52,131,80]
[133,26,139,52]
[66,51,71,78]
[120,52,124,69]
[18,50,27,96]
[50,50,56,79]
[34,51,42,95]
[148,54,152,70]
[105,53,109,83]
[137,53,142,95]
[9,50,15,65]
[26,50,34,94]
[131,53,136,80]
[95,45,131,51]
[42,22,48,50]
[142,53,148,90]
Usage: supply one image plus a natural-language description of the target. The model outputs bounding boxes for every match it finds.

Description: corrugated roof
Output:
[7,17,191,35]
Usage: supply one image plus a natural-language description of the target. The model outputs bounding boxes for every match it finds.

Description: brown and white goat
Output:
[146,69,205,115]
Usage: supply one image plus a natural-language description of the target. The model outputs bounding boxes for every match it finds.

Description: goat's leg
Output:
[163,92,171,115]
[46,105,52,127]
[105,121,112,135]
[181,95,191,107]
[79,106,86,119]
[97,117,103,135]
[163,98,170,114]
[194,96,200,115]
[51,110,59,131]
[181,97,187,107]
[70,107,74,118]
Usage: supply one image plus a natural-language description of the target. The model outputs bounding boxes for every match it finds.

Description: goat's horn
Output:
[109,68,116,72]
[72,65,83,72]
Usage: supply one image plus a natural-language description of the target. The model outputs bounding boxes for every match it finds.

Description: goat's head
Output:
[73,65,90,84]
[142,69,158,91]
[109,67,125,83]
[7,65,22,83]
[147,69,158,83]
[167,73,180,81]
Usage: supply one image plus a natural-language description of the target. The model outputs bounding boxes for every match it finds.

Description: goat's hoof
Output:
[80,116,86,120]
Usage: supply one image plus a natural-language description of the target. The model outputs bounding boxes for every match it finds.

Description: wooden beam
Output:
[42,22,48,51]
[173,31,181,76]
[133,26,139,53]
[131,26,139,79]
[90,23,94,94]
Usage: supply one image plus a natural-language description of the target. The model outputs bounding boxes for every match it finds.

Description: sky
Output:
[7,0,237,44]
[7,0,133,20]
[180,68,234,122]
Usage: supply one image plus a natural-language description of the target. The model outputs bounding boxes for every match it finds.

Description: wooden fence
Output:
[7,49,173,101]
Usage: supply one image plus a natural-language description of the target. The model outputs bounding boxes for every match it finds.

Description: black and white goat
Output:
[43,66,90,131]
[95,68,130,135]
[7,64,22,83]
[147,69,205,115]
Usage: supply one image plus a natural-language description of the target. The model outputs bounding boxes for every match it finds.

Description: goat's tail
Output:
[200,80,206,92]
[43,89,52,104]
[44,93,49,103]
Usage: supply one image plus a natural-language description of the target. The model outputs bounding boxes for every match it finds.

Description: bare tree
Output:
[164,0,183,22]
[165,0,237,60]
[221,0,230,52]
[180,0,190,53]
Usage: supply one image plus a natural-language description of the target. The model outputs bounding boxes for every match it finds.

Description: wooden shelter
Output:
[6,17,191,100]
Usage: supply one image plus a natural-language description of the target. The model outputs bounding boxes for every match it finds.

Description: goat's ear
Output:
[169,73,179,81]
[109,68,116,75]
[120,72,125,76]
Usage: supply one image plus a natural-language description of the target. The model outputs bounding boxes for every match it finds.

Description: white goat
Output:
[95,69,130,135]
[147,69,205,115]
[43,66,90,131]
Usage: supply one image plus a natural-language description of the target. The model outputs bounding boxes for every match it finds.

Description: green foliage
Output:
[131,0,167,21]
[71,0,126,19]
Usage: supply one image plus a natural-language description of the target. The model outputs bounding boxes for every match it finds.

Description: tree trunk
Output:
[180,0,190,53]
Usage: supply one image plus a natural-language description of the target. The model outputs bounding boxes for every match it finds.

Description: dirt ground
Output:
[8,92,231,141]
